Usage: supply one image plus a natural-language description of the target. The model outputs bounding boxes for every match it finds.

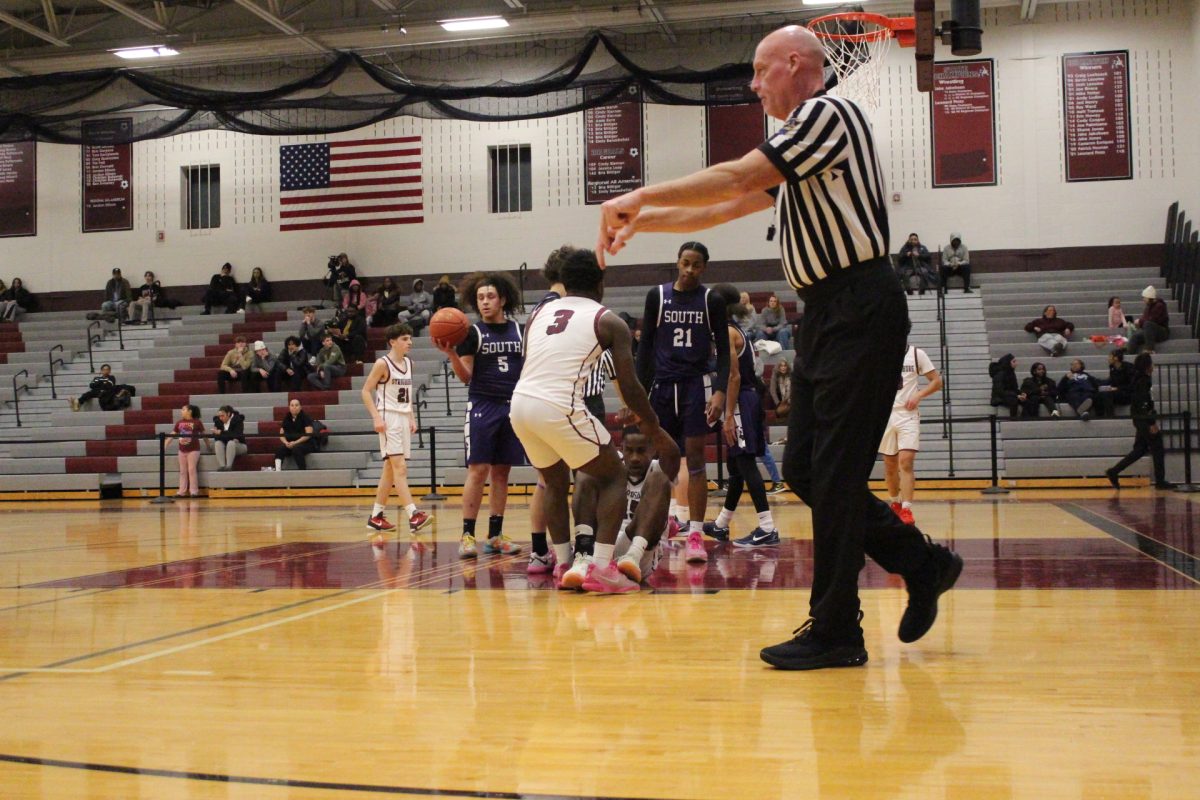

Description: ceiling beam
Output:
[229,0,328,53]
[93,0,169,34]
[370,0,398,9]
[640,0,676,43]
[39,0,60,38]
[0,9,70,47]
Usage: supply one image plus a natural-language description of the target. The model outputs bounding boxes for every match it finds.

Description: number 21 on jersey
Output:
[672,328,693,348]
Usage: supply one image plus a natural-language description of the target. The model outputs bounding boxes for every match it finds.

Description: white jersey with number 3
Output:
[515,296,609,412]
[374,355,413,414]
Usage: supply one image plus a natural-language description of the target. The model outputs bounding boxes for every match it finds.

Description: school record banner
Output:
[583,84,644,205]
[705,79,765,167]
[81,118,133,232]
[0,142,36,238]
[1062,50,1132,182]
[930,60,997,187]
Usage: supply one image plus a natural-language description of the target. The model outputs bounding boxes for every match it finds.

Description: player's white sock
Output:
[689,520,703,534]
[372,503,385,517]
[405,503,417,516]
[593,543,614,569]
[553,542,572,566]
[757,510,775,531]
[889,496,900,505]
[626,535,649,563]
[902,501,913,510]
[715,508,734,528]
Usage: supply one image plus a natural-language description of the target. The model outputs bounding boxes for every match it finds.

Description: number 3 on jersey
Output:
[546,309,575,335]
[673,328,693,348]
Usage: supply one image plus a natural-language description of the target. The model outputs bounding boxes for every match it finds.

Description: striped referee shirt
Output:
[758,91,889,289]
[583,349,616,399]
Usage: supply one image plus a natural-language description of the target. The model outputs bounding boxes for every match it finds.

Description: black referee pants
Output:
[783,260,935,641]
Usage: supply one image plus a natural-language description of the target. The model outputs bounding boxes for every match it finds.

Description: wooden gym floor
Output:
[0,489,1197,799]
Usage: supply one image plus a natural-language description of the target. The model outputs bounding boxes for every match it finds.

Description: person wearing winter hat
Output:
[940,233,972,293]
[247,339,279,392]
[989,353,1022,418]
[1128,286,1170,355]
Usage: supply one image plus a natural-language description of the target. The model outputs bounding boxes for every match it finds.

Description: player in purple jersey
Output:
[435,271,527,560]
[633,242,730,564]
[704,284,780,547]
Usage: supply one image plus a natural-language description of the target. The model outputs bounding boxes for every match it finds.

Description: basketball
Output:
[429,307,470,346]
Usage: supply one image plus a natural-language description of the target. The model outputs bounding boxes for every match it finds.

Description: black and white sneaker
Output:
[767,482,788,495]
[733,527,781,548]
[702,521,730,541]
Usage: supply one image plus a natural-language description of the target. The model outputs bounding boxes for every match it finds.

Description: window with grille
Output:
[182,164,221,229]
[488,144,532,214]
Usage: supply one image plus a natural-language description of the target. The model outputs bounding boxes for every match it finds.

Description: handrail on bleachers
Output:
[9,369,29,427]
[86,321,104,372]
[48,344,65,400]
[1164,202,1200,340]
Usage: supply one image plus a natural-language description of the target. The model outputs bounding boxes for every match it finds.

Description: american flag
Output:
[278,136,423,231]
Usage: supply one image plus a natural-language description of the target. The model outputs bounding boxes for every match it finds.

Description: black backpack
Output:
[310,418,329,451]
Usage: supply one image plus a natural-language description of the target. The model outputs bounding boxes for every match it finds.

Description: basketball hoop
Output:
[808,13,916,111]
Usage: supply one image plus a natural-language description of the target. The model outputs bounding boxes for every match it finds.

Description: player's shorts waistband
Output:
[795,256,893,306]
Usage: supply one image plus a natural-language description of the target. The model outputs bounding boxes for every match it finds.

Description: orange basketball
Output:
[429,307,470,346]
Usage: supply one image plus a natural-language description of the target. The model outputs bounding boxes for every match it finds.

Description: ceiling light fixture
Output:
[439,16,509,32]
[112,45,179,59]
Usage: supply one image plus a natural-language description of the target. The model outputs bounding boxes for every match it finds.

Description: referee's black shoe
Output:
[760,615,868,671]
[898,537,964,644]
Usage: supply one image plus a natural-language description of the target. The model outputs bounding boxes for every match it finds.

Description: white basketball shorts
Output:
[878,409,920,456]
[509,394,611,470]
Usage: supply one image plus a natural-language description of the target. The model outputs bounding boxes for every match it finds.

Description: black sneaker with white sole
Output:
[733,527,781,548]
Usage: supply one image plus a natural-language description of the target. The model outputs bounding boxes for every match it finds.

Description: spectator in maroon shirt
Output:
[1128,286,1170,354]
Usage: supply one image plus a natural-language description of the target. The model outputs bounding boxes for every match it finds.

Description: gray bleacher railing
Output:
[86,321,104,372]
[9,368,30,427]
[516,262,528,313]
[1153,363,1200,453]
[935,280,953,446]
[1164,201,1200,338]
[47,344,65,400]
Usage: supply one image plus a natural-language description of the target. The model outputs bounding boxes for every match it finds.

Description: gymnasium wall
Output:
[0,0,1195,294]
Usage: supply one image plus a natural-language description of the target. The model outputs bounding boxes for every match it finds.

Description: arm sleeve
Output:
[636,289,659,391]
[757,98,847,185]
[708,293,731,395]
[455,326,480,357]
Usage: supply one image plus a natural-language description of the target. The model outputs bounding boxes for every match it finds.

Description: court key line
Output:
[0,752,682,800]
[1058,502,1200,586]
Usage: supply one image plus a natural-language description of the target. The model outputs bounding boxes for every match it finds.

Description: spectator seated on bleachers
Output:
[272,398,316,471]
[202,262,240,315]
[990,353,1021,419]
[0,277,36,322]
[756,294,792,351]
[432,274,458,311]
[217,336,253,394]
[1057,359,1101,421]
[941,232,972,293]
[328,306,367,364]
[308,332,346,390]
[368,277,403,328]
[246,340,278,393]
[298,307,324,358]
[1107,296,1130,330]
[1024,305,1074,357]
[243,267,272,314]
[325,253,357,307]
[129,271,160,324]
[272,336,310,392]
[896,232,936,295]
[732,291,760,341]
[768,358,791,419]
[207,405,247,472]
[1128,286,1170,355]
[70,363,135,411]
[100,267,132,321]
[1019,362,1059,418]
[1097,348,1135,417]
[341,278,369,317]
[400,278,433,334]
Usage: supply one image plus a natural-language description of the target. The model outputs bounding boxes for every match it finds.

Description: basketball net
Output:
[808,13,915,112]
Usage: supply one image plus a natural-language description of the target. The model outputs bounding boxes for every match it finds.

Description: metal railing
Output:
[9,368,29,427]
[86,321,104,372]
[515,261,528,312]
[414,383,429,448]
[47,344,65,400]
[1164,201,1200,339]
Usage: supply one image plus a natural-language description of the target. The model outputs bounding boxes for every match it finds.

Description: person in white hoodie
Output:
[940,233,972,293]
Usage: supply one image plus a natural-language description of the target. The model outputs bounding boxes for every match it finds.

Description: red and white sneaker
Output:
[553,560,571,589]
[367,513,396,532]
[527,550,556,575]
[666,516,682,540]
[684,530,708,563]
[889,501,903,520]
[897,506,916,526]
[409,510,432,533]
[581,561,640,594]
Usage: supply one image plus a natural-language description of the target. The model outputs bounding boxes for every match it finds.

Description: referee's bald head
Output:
[753,25,827,120]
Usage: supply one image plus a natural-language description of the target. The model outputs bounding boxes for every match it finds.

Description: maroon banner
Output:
[930,59,997,187]
[583,84,643,205]
[1063,50,1132,182]
[82,118,134,232]
[0,142,36,238]
[705,79,765,167]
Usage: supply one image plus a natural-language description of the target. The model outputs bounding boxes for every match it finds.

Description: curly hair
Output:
[542,244,578,285]
[459,271,521,317]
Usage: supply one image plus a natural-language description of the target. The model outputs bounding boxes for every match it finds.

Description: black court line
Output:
[1057,502,1200,586]
[0,753,682,800]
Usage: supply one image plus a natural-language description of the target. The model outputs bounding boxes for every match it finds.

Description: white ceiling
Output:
[0,0,1030,77]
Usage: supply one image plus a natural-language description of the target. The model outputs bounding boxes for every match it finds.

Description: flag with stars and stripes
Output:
[278,136,423,231]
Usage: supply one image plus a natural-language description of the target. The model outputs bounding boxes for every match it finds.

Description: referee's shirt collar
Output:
[786,88,828,120]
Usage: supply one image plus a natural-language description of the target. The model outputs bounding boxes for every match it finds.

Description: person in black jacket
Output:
[70,364,135,411]
[896,233,935,295]
[243,267,272,313]
[989,353,1022,419]
[1097,348,1136,417]
[202,263,240,315]
[272,336,310,392]
[1019,362,1059,418]
[274,398,315,471]
[1107,354,1175,489]
[329,305,368,364]
[129,271,160,324]
[1057,359,1100,420]
[324,253,357,307]
[209,405,247,471]
[0,277,35,321]
[432,274,458,311]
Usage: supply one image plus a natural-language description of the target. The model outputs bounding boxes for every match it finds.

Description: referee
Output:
[598,25,963,671]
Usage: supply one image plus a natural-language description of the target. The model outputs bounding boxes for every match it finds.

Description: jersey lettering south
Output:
[374,355,413,413]
[894,346,936,410]
[467,320,524,400]
[514,296,607,411]
[654,283,713,381]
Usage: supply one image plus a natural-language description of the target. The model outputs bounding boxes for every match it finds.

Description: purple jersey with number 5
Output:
[457,320,523,400]
[653,283,714,382]
[514,296,609,413]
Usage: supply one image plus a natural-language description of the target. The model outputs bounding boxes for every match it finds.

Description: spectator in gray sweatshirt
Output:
[247,340,279,392]
[941,232,972,293]
[401,278,432,333]
[298,306,325,358]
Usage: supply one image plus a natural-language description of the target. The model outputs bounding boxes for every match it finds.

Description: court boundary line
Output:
[1057,502,1200,586]
[0,752,682,799]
